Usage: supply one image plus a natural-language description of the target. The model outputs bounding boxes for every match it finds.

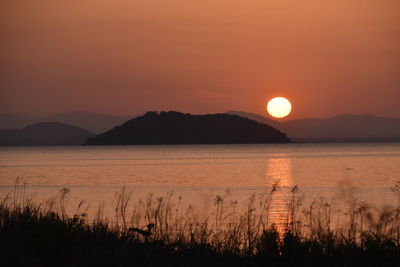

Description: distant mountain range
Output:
[0,122,93,146]
[84,111,291,145]
[227,111,400,142]
[1,111,399,144]
[0,112,132,133]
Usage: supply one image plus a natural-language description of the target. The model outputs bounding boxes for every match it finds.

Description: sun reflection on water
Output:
[265,157,295,233]
[266,157,293,187]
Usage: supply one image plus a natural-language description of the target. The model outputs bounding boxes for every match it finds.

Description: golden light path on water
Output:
[265,157,294,232]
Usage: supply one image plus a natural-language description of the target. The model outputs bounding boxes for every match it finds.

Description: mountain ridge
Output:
[2,111,399,143]
[0,112,132,133]
[227,111,400,141]
[0,122,94,146]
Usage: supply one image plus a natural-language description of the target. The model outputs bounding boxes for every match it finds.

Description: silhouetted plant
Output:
[1,181,400,266]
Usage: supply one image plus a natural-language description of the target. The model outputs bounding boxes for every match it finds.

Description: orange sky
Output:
[1,0,399,119]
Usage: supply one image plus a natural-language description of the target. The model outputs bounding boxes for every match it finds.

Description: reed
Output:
[1,181,399,266]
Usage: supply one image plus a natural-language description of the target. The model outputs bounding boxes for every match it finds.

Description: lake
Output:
[1,143,399,223]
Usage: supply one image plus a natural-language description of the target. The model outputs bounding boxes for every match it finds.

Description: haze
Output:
[1,0,399,119]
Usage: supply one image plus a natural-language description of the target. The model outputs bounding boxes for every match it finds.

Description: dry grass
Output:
[1,181,400,266]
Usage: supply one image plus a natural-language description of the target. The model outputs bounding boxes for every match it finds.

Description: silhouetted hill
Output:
[227,111,400,142]
[0,122,94,146]
[226,111,280,128]
[0,112,132,133]
[47,112,132,133]
[84,111,291,145]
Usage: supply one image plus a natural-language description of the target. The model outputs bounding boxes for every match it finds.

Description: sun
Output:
[267,97,292,118]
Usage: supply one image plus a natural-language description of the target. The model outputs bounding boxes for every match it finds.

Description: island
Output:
[84,111,291,145]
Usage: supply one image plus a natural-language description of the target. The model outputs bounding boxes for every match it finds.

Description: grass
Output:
[1,182,400,266]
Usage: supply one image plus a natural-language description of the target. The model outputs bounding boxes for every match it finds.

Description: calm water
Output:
[1,143,400,220]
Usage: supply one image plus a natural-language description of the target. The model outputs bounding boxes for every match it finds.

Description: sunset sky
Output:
[1,0,399,119]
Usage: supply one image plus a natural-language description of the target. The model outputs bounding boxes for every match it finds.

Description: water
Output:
[1,143,399,220]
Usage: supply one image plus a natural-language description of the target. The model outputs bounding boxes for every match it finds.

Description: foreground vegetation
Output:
[1,183,400,266]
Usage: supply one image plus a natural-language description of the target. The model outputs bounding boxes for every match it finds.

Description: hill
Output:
[84,111,291,145]
[47,111,132,133]
[226,111,280,128]
[227,111,400,142]
[0,112,132,133]
[0,122,94,146]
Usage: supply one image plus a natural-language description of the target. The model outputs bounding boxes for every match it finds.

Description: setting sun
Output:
[267,97,292,118]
